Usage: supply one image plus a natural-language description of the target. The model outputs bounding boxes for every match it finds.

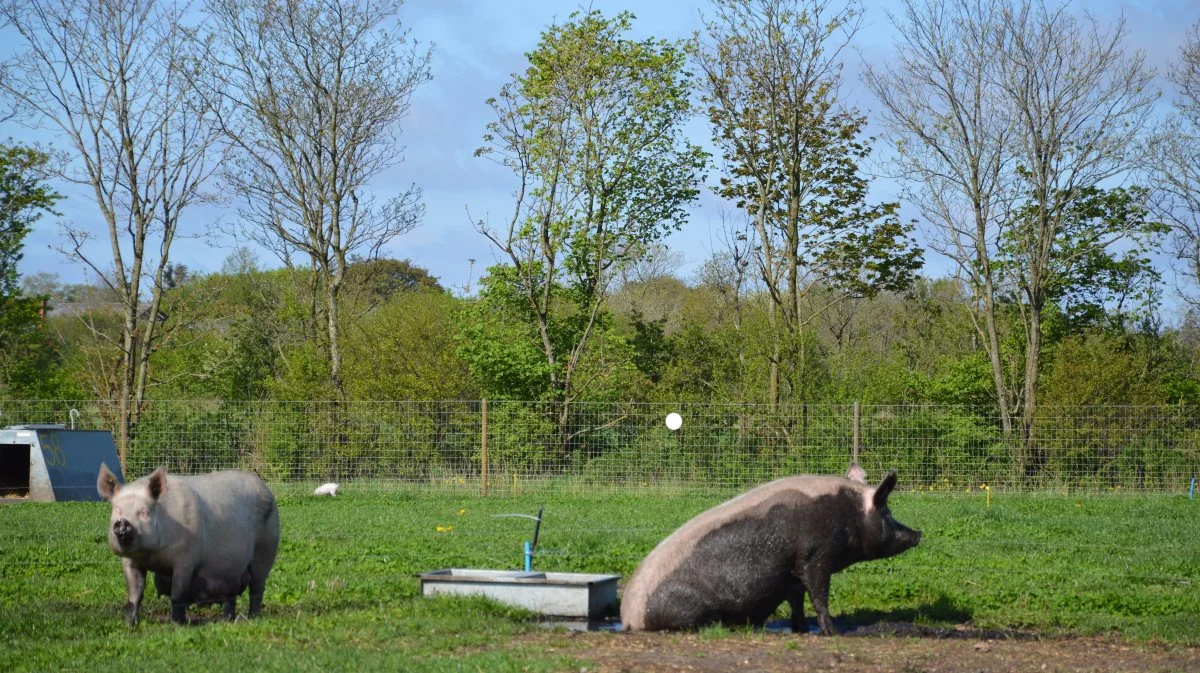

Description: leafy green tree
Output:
[142,268,278,401]
[994,186,1164,469]
[456,266,569,402]
[628,311,673,387]
[693,0,923,407]
[0,145,59,298]
[345,257,446,305]
[1002,187,1166,336]
[1040,330,1184,408]
[344,291,476,400]
[468,10,705,442]
[0,143,65,398]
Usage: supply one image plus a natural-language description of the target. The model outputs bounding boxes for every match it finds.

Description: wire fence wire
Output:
[1,399,1198,492]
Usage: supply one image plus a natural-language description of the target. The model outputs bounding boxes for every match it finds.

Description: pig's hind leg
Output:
[248,505,280,618]
[168,564,196,625]
[222,569,251,621]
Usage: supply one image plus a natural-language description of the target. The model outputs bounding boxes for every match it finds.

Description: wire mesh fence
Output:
[1,399,1198,493]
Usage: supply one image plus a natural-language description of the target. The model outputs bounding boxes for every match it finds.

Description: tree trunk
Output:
[981,291,1014,435]
[325,276,345,400]
[768,301,780,410]
[1022,304,1043,476]
[556,399,572,466]
[117,298,139,469]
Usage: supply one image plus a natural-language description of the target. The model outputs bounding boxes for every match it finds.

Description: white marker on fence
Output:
[665,412,682,431]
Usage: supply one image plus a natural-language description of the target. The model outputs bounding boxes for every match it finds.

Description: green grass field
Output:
[1,487,1197,672]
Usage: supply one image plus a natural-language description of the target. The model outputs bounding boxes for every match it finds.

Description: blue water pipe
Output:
[1190,477,1195,500]
[494,507,544,572]
[525,506,543,570]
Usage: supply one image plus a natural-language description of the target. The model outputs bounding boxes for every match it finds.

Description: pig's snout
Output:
[112,519,136,547]
[903,528,922,549]
[890,525,921,555]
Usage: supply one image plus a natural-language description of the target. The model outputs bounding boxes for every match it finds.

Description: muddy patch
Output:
[523,629,1200,673]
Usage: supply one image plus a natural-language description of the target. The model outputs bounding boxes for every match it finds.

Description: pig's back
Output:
[170,471,276,543]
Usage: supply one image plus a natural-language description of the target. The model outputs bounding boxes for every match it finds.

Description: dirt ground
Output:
[524,626,1200,673]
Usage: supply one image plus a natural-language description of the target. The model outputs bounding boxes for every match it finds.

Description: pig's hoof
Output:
[123,602,139,627]
[816,618,839,636]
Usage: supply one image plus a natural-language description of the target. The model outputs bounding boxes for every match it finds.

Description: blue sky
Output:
[8,0,1200,298]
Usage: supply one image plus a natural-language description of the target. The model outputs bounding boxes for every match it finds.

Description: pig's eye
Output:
[136,507,148,518]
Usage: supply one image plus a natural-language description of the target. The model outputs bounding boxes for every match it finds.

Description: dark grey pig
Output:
[97,463,280,626]
[621,469,920,635]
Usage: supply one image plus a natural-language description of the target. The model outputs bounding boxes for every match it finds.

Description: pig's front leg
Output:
[799,562,836,636]
[786,580,807,634]
[221,597,237,621]
[121,559,146,627]
[168,565,194,625]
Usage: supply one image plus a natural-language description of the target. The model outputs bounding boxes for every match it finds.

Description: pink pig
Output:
[97,464,280,626]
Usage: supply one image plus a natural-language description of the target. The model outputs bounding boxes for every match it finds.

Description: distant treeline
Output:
[7,258,1198,410]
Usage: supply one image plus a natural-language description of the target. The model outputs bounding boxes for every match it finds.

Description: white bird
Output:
[313,482,339,497]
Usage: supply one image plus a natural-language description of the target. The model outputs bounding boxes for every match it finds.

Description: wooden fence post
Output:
[481,399,489,497]
[853,400,861,466]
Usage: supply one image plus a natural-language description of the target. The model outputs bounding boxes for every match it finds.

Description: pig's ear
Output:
[846,462,867,484]
[147,467,168,501]
[872,470,898,509]
[97,463,121,501]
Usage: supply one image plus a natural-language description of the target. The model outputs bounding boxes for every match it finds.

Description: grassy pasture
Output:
[1,487,1197,672]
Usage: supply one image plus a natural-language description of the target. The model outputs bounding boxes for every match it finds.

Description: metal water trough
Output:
[0,425,124,502]
[419,569,621,619]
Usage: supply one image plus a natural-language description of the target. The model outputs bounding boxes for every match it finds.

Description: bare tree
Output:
[0,0,223,464]
[1151,21,1200,303]
[200,0,431,398]
[700,210,759,402]
[865,0,1158,465]
[609,243,689,337]
[617,243,687,290]
[863,0,1021,430]
[693,0,922,408]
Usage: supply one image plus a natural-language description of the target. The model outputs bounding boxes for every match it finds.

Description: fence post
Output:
[481,399,489,497]
[852,400,861,465]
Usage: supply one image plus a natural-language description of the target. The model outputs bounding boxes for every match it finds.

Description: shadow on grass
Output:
[0,594,296,634]
[770,594,1036,640]
[840,592,971,626]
